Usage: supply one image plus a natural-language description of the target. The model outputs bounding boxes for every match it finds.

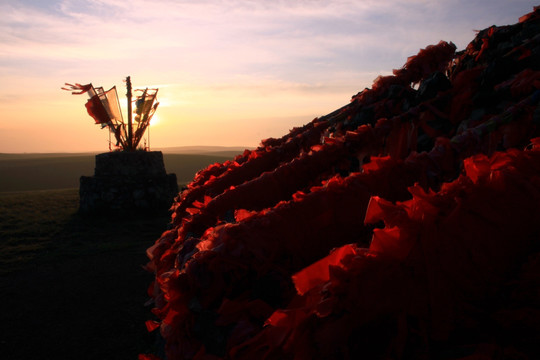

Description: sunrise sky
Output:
[0,0,537,153]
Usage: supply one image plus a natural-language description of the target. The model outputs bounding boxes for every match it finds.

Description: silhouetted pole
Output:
[126,76,133,151]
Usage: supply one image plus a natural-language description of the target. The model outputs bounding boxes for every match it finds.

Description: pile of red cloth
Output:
[142,7,540,360]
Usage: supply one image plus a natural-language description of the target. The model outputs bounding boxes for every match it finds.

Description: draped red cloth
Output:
[142,6,540,360]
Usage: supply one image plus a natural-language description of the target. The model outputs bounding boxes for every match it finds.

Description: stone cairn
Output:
[79,151,178,214]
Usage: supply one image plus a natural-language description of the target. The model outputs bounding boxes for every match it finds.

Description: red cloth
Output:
[143,9,540,359]
[84,95,110,124]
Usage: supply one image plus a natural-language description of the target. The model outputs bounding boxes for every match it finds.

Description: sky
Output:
[0,0,538,153]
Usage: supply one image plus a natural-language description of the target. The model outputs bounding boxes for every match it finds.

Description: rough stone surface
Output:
[79,151,178,214]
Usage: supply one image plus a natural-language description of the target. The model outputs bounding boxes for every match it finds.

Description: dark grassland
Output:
[0,151,240,192]
[0,152,238,359]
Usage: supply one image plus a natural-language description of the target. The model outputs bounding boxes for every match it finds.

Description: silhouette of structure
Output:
[63,76,158,151]
[63,77,178,214]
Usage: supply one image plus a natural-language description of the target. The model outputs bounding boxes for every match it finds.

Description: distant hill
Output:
[0,149,247,192]
[0,155,96,192]
[0,146,251,158]
[157,145,252,157]
[0,152,98,160]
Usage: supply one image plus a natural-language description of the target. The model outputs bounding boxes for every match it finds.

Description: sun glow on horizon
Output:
[0,0,536,153]
[150,113,160,127]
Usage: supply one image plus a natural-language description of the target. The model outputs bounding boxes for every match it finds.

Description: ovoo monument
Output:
[63,77,178,214]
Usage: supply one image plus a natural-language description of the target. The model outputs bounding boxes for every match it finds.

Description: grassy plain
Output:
[0,150,241,359]
[0,150,241,192]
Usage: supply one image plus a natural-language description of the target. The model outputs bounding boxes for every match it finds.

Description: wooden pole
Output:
[126,76,133,151]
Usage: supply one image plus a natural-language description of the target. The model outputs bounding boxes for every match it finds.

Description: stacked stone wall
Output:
[79,151,178,214]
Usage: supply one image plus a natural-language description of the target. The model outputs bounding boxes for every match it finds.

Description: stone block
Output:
[79,151,178,215]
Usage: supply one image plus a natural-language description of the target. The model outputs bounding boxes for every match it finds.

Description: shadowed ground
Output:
[0,189,168,359]
[0,147,243,359]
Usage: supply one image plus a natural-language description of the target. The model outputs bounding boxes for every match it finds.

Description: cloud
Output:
[1,0,538,152]
[2,0,534,77]
[2,1,534,95]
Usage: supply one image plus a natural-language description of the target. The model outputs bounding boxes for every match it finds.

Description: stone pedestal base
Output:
[79,151,178,215]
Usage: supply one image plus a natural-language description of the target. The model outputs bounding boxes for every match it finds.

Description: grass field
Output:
[0,150,242,359]
[0,151,241,192]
